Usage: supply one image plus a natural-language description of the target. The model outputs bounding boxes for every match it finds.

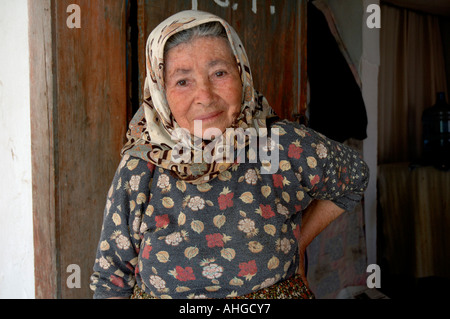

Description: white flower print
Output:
[132,216,141,233]
[278,238,291,254]
[98,256,111,270]
[115,234,131,250]
[119,154,130,170]
[260,277,276,289]
[149,275,166,290]
[295,127,308,138]
[244,169,258,185]
[276,203,289,217]
[202,263,223,280]
[129,175,141,191]
[262,137,276,152]
[139,222,148,234]
[188,196,205,211]
[157,174,170,190]
[106,199,112,214]
[238,218,256,234]
[316,143,327,159]
[165,232,183,246]
[307,156,317,168]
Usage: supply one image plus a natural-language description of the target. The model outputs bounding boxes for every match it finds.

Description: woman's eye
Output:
[215,71,226,77]
[176,80,187,87]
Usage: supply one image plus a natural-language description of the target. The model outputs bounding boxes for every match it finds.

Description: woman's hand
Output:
[297,199,345,287]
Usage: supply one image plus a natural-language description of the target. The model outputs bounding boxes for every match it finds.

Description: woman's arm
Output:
[296,199,345,286]
[90,156,151,299]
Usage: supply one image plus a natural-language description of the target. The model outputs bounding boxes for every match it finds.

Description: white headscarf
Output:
[121,10,276,184]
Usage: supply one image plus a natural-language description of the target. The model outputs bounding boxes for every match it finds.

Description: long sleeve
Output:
[90,155,153,299]
[272,120,369,213]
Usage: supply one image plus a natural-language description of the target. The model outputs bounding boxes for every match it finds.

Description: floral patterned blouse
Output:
[90,120,369,299]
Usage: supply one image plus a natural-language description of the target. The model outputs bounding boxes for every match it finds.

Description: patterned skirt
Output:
[130,274,315,299]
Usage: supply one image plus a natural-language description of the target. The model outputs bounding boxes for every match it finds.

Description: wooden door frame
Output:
[29,0,59,299]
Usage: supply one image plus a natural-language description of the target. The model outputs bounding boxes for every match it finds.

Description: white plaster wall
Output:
[0,0,35,298]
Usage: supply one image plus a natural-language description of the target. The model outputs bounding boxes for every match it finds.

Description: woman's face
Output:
[165,36,242,139]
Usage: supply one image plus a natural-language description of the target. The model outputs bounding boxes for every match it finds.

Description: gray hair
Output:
[164,22,229,56]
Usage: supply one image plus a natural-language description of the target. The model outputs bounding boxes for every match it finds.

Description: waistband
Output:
[131,274,315,299]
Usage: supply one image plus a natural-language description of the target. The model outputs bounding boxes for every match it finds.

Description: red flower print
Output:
[175,266,196,281]
[134,264,140,275]
[142,244,152,259]
[218,192,234,210]
[288,144,303,159]
[155,214,170,228]
[206,233,224,248]
[272,174,284,188]
[309,174,320,186]
[238,260,257,280]
[147,162,155,172]
[110,275,124,288]
[259,204,275,219]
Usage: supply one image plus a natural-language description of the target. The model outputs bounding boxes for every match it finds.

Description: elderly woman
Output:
[90,10,369,299]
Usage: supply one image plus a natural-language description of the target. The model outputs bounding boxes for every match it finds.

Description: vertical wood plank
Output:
[53,0,128,298]
[29,0,59,299]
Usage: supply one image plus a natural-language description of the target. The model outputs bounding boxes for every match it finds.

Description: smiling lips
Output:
[194,111,223,122]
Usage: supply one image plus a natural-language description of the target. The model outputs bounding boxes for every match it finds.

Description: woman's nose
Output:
[194,80,215,106]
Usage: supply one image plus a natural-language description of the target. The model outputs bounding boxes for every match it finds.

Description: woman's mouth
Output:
[195,111,223,122]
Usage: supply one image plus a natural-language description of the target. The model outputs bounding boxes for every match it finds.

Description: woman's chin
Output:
[191,119,229,140]
[201,125,226,140]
